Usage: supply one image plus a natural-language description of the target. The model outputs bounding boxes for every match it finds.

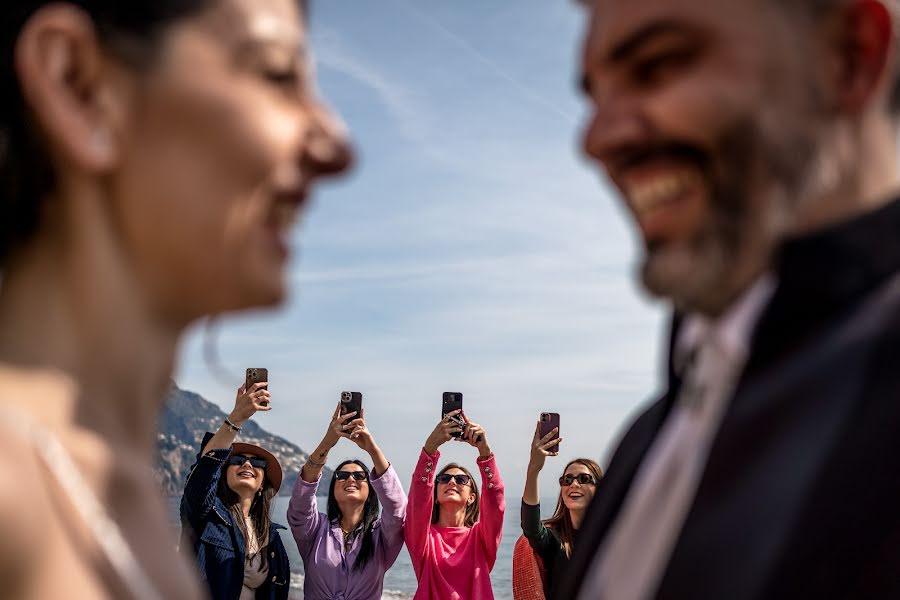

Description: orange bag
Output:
[512,535,547,600]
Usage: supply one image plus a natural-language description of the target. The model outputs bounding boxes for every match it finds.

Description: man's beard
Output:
[639,114,826,316]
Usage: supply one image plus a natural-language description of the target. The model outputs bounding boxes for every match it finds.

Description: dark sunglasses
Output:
[335,470,368,481]
[229,455,266,469]
[435,473,472,486]
[559,473,596,487]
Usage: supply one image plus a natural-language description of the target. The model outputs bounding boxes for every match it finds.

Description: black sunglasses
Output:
[559,473,596,487]
[335,470,368,481]
[435,473,472,486]
[229,455,266,469]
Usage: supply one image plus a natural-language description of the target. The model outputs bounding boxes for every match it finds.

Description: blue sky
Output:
[175,0,666,496]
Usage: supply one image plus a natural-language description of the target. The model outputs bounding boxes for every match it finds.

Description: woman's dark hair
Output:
[0,0,217,266]
[544,458,603,558]
[431,463,480,528]
[217,458,276,570]
[327,460,381,572]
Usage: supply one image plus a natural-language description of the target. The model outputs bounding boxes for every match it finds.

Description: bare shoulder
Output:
[0,435,47,573]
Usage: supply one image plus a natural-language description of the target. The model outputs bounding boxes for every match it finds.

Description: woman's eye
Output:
[263,69,299,87]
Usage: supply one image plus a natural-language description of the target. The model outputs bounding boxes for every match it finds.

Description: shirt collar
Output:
[674,274,777,375]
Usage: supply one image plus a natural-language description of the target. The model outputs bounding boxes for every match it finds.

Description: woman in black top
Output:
[521,422,603,595]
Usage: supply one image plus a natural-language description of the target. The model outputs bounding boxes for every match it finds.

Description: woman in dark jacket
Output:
[181,382,290,600]
[520,421,603,596]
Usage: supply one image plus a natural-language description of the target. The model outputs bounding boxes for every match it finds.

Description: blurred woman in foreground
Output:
[0,0,350,596]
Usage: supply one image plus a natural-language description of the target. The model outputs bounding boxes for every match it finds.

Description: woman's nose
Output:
[302,100,354,176]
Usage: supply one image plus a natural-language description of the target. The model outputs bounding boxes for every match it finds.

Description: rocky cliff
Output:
[156,383,330,496]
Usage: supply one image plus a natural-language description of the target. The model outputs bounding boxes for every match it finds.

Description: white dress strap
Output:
[3,411,164,600]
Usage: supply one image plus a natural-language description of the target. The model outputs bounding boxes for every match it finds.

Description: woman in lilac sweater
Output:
[287,403,407,600]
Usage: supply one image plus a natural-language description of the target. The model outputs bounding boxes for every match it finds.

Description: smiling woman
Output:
[405,411,506,600]
[518,429,603,599]
[0,0,350,597]
[287,402,407,600]
[181,384,291,600]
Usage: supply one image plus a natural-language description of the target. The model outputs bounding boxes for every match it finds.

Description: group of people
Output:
[178,382,599,599]
[5,0,900,598]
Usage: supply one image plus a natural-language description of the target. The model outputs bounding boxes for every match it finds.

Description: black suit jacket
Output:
[556,199,900,600]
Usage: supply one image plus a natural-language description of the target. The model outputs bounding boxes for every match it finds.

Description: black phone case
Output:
[340,391,363,417]
[442,392,464,438]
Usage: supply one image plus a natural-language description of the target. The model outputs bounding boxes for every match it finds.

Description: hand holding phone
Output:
[424,404,464,454]
[529,413,561,472]
[340,391,363,417]
[539,412,561,454]
[245,368,269,407]
[442,392,465,438]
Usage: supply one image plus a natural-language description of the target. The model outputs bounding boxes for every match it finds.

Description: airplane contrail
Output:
[393,0,579,126]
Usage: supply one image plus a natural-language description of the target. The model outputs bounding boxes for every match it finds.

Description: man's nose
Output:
[582,86,648,168]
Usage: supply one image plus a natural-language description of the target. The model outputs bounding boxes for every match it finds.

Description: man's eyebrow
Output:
[580,19,700,94]
[610,19,699,63]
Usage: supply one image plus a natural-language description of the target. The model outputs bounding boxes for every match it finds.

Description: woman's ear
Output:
[15,4,132,173]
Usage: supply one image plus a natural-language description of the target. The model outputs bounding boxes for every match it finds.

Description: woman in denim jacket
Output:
[181,382,290,600]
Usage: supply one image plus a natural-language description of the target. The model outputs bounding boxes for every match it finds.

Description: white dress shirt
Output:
[577,275,776,600]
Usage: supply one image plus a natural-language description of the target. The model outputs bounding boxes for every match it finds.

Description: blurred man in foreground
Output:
[557,0,900,598]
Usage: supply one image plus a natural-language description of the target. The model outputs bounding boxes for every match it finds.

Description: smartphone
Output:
[340,391,363,418]
[245,368,268,406]
[442,392,465,438]
[540,412,561,454]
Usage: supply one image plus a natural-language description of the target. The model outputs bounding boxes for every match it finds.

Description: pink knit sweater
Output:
[404,448,505,600]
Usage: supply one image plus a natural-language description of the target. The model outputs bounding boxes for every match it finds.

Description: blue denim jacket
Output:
[180,433,291,600]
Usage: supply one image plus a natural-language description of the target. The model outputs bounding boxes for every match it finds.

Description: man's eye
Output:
[633,49,697,86]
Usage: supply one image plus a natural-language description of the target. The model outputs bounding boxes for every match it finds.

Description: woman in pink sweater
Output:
[405,409,505,599]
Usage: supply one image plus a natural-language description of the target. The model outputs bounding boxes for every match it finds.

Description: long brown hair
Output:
[543,458,603,558]
[431,463,480,527]
[217,462,276,568]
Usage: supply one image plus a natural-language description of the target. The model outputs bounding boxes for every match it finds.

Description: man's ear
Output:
[828,0,894,113]
[15,4,129,172]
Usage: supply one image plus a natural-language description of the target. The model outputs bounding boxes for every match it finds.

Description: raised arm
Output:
[404,448,438,575]
[464,420,506,568]
[200,382,270,455]
[300,401,357,483]
[286,468,323,558]
[180,432,230,527]
[289,401,358,554]
[182,384,271,526]
[345,411,407,565]
[522,421,561,554]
